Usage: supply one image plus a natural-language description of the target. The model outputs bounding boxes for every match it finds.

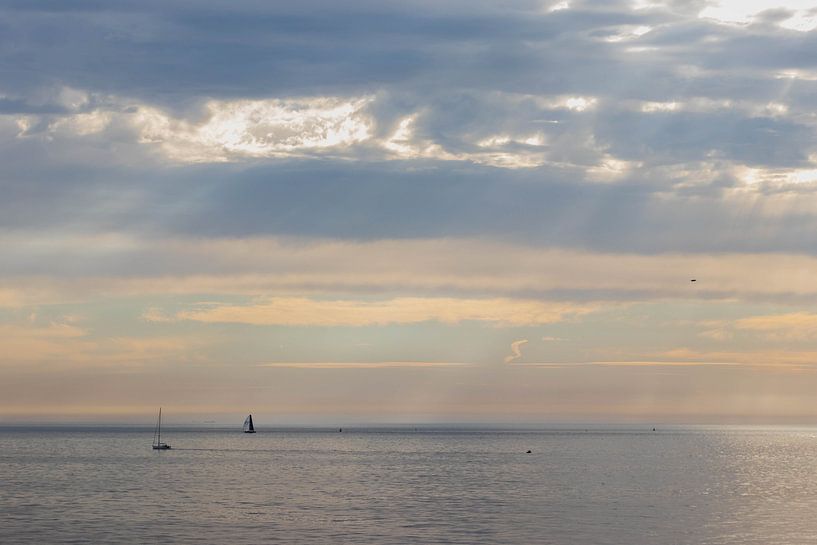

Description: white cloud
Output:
[504,339,529,363]
[564,97,597,112]
[700,1,817,31]
[133,96,374,162]
[547,1,570,13]
[585,155,639,182]
[383,114,548,168]
[602,25,653,42]
[56,87,91,111]
[631,0,662,9]
[631,97,789,117]
[775,69,817,81]
[640,101,679,113]
[15,91,575,169]
[739,165,817,186]
[50,111,113,136]
[381,114,458,162]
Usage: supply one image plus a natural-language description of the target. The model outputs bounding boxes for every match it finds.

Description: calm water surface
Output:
[2,426,817,544]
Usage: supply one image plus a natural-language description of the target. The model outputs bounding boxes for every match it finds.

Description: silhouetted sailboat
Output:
[243,414,256,433]
[152,408,171,449]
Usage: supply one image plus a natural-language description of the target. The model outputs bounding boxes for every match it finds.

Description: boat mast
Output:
[152,409,158,446]
[158,407,162,445]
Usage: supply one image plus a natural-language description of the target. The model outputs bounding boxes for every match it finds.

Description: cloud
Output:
[690,313,817,342]
[12,91,587,169]
[9,234,817,304]
[0,288,28,308]
[258,361,472,369]
[735,312,817,341]
[132,97,375,162]
[5,0,817,256]
[650,347,817,368]
[510,350,817,370]
[141,307,176,323]
[512,360,746,368]
[699,1,817,31]
[504,339,529,363]
[176,298,595,327]
[0,323,82,364]
[9,150,817,256]
[0,318,205,368]
[699,326,734,341]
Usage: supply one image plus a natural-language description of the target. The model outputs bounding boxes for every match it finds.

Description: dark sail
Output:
[243,414,256,433]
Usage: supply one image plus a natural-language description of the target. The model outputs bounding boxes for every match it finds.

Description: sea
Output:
[2,425,817,544]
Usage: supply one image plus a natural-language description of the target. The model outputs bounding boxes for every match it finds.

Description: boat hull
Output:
[152,444,171,450]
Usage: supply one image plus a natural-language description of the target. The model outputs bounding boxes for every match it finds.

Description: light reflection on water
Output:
[2,427,817,544]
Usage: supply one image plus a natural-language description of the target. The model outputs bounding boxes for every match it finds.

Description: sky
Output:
[3,0,817,424]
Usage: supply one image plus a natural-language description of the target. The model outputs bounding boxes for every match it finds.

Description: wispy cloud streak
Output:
[175,298,594,327]
[504,339,529,364]
[258,361,472,369]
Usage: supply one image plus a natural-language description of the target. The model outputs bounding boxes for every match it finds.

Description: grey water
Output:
[2,426,817,544]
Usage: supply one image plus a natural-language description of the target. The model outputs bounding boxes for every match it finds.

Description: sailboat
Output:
[152,407,171,450]
[243,414,256,433]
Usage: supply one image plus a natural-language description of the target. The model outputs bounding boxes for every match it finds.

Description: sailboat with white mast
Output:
[152,407,171,449]
[243,414,256,433]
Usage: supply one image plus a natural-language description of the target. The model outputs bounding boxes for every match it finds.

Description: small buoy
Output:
[339,428,342,432]
[652,428,656,432]
[526,450,532,454]
[690,279,696,282]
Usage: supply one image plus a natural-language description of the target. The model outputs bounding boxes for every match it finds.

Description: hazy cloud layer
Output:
[7,234,817,302]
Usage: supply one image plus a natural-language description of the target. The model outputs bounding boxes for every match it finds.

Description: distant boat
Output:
[243,414,256,433]
[152,408,171,450]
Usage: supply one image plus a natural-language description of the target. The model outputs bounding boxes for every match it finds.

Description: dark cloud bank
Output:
[2,0,817,255]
